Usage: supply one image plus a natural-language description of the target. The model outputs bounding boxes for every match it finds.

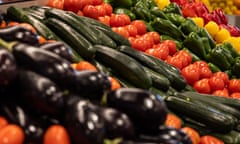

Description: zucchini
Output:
[165,96,236,133]
[117,45,187,90]
[94,45,152,89]
[45,18,96,60]
[6,6,60,40]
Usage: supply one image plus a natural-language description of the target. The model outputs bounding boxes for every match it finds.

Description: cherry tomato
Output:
[213,72,229,86]
[95,5,106,17]
[212,88,229,97]
[193,78,211,94]
[92,0,103,5]
[98,15,110,26]
[162,40,177,56]
[130,20,147,35]
[82,5,98,19]
[228,79,240,93]
[101,3,113,16]
[175,50,192,64]
[76,61,98,71]
[112,27,129,38]
[200,135,224,144]
[47,0,64,9]
[181,127,200,144]
[146,32,161,44]
[208,76,225,92]
[125,25,138,37]
[110,14,126,27]
[230,92,240,99]
[181,64,200,85]
[64,0,84,12]
[165,113,182,129]
[0,117,8,130]
[0,124,25,144]
[44,125,70,144]
[108,76,121,90]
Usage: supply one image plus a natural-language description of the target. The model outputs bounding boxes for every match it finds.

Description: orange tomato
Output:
[181,127,200,144]
[43,125,70,144]
[0,124,25,144]
[76,61,98,71]
[108,76,121,90]
[165,113,182,129]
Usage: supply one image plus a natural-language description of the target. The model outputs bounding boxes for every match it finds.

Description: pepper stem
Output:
[0,38,17,51]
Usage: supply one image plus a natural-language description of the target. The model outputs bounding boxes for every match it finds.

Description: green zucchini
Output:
[94,45,152,89]
[45,18,96,60]
[165,96,236,133]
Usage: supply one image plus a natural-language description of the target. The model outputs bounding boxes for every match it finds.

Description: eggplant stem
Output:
[0,38,17,51]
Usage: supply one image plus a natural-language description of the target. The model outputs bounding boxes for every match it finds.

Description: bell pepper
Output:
[180,18,199,35]
[231,56,240,78]
[206,44,234,71]
[223,42,239,58]
[162,2,182,15]
[197,27,216,49]
[151,17,185,41]
[165,13,185,27]
[183,32,207,59]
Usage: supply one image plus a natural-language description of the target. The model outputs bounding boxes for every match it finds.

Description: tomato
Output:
[109,14,126,27]
[181,127,200,144]
[146,32,161,44]
[212,88,229,97]
[130,20,147,35]
[101,3,113,16]
[47,0,64,9]
[208,76,225,92]
[98,15,110,26]
[140,34,155,49]
[120,14,131,25]
[165,56,183,69]
[92,0,103,5]
[162,40,177,56]
[181,64,200,85]
[125,25,138,37]
[228,79,240,93]
[76,61,98,71]
[175,50,192,64]
[213,72,229,86]
[230,92,240,99]
[82,5,98,19]
[165,113,182,129]
[200,135,224,144]
[64,0,84,12]
[95,5,106,17]
[108,76,121,90]
[0,124,24,144]
[44,125,70,144]
[77,10,84,16]
[193,78,211,94]
[0,117,8,130]
[112,27,129,38]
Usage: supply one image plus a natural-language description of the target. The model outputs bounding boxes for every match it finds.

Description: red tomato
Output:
[146,32,161,44]
[175,50,192,64]
[112,27,129,38]
[181,127,200,144]
[212,88,229,97]
[95,5,106,17]
[165,113,182,129]
[98,15,110,26]
[130,20,147,35]
[230,92,240,99]
[92,0,103,5]
[47,0,64,9]
[208,76,225,92]
[110,14,126,27]
[0,124,25,144]
[213,72,229,86]
[228,79,240,93]
[200,135,224,144]
[193,78,211,94]
[181,64,200,85]
[64,0,84,12]
[125,25,138,37]
[101,3,113,16]
[165,56,183,69]
[132,38,149,51]
[120,14,131,25]
[44,125,70,144]
[82,5,98,19]
[162,40,177,56]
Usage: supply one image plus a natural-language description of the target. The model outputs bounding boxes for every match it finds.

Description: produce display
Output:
[0,0,240,143]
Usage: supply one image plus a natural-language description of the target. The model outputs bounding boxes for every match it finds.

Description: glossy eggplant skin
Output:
[68,70,111,101]
[64,96,105,144]
[39,41,74,62]
[106,88,168,134]
[0,47,17,85]
[12,43,76,88]
[100,107,135,139]
[0,103,45,144]
[16,69,66,116]
[0,26,38,45]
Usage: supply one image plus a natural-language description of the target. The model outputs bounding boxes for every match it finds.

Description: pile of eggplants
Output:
[0,25,191,144]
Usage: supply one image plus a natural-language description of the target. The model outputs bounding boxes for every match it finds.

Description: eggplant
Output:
[69,70,111,101]
[0,47,17,85]
[106,88,168,134]
[0,25,38,45]
[39,41,74,62]
[11,43,76,88]
[100,107,135,139]
[64,96,105,144]
[0,102,45,144]
[16,69,66,116]
[137,126,192,144]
